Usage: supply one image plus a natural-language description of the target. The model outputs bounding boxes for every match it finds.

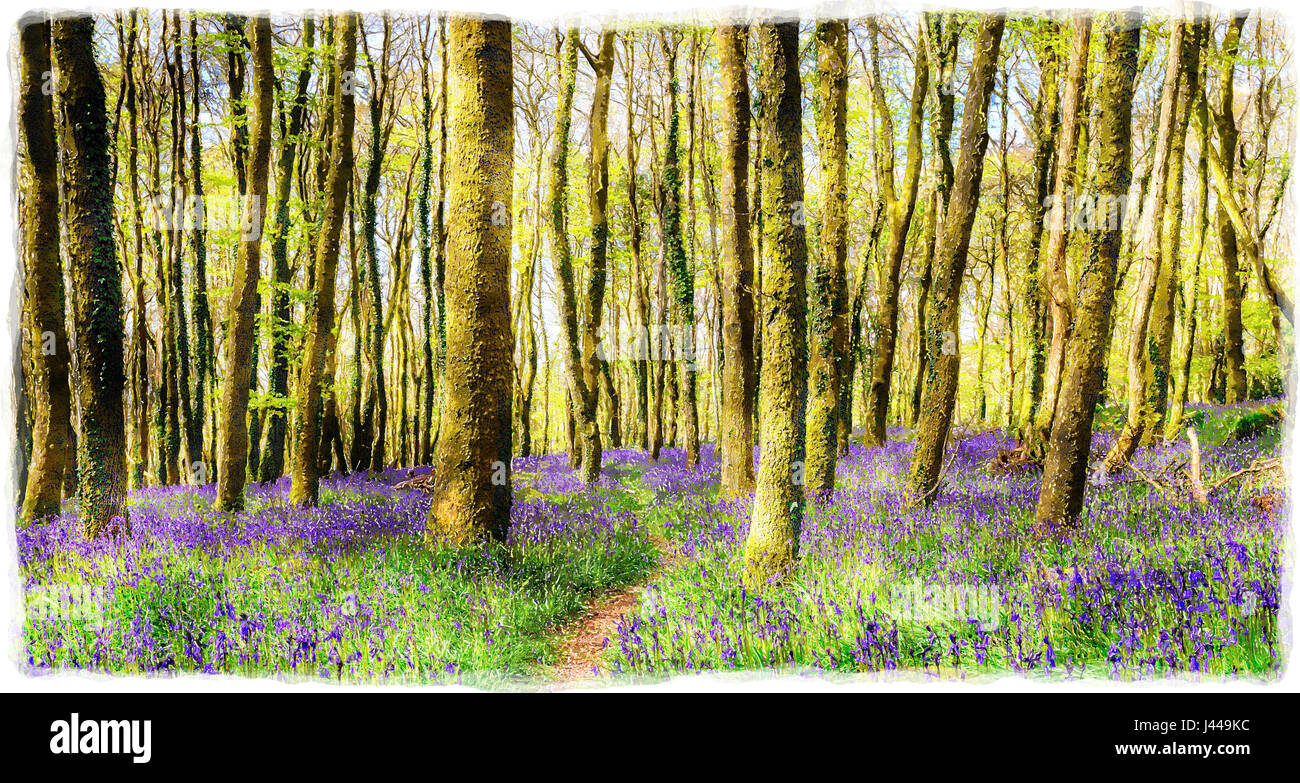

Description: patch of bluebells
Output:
[19,455,657,681]
[608,415,1285,680]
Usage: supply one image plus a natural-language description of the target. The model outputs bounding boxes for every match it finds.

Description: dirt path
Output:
[549,533,675,686]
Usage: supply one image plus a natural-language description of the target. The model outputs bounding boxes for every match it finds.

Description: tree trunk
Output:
[547,28,602,484]
[1036,11,1139,525]
[19,16,72,523]
[805,19,848,497]
[907,13,1004,500]
[52,14,129,536]
[862,16,928,448]
[289,12,356,507]
[215,16,274,512]
[1105,15,1187,469]
[189,15,214,473]
[1215,13,1249,401]
[715,23,756,498]
[260,17,315,482]
[426,17,514,545]
[1035,15,1092,442]
[1021,19,1061,434]
[744,21,807,590]
[659,31,699,467]
[582,30,617,475]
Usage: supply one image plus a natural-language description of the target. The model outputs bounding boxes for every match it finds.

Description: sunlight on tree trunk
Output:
[744,20,807,590]
[426,17,514,546]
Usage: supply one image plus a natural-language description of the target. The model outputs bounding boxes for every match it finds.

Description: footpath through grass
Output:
[20,451,659,682]
[603,403,1287,681]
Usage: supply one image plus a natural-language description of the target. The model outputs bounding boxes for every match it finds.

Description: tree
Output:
[581,29,617,477]
[547,28,603,484]
[805,18,848,497]
[907,13,1005,500]
[1034,14,1092,441]
[51,14,129,536]
[215,16,275,512]
[259,17,316,482]
[357,15,394,473]
[189,15,214,472]
[1212,12,1250,401]
[862,16,929,448]
[1036,10,1140,526]
[1105,15,1188,469]
[1021,18,1061,434]
[289,12,356,507]
[19,15,72,523]
[743,20,807,590]
[426,17,514,545]
[715,23,756,498]
[659,30,700,468]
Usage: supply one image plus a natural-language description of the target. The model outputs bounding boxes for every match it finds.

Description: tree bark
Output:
[259,16,315,482]
[1034,15,1092,441]
[289,12,356,508]
[907,13,1004,500]
[215,16,274,512]
[1036,11,1140,525]
[743,21,807,590]
[52,14,130,536]
[1105,14,1187,469]
[862,16,928,448]
[19,16,72,523]
[805,19,849,497]
[715,23,756,498]
[426,16,514,545]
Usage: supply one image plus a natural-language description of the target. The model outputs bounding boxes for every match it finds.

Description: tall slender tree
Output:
[743,20,807,589]
[215,16,275,512]
[805,18,849,496]
[862,16,929,448]
[1034,14,1092,441]
[1036,10,1140,525]
[426,16,514,545]
[715,23,755,498]
[289,12,356,507]
[907,13,1005,500]
[51,14,129,536]
[259,16,316,482]
[19,16,72,523]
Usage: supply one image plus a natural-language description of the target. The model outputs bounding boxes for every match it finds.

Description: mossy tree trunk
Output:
[426,16,514,546]
[547,27,602,485]
[1021,19,1061,435]
[743,20,807,590]
[804,19,848,498]
[1034,14,1092,441]
[215,16,275,512]
[624,36,652,452]
[715,23,756,498]
[1036,11,1140,526]
[417,17,436,467]
[19,16,72,523]
[907,13,1004,500]
[359,16,393,474]
[581,29,617,478]
[1104,16,1187,470]
[188,15,214,473]
[1213,13,1250,402]
[259,17,315,482]
[659,30,700,468]
[51,14,129,536]
[1169,61,1211,435]
[862,15,928,449]
[289,12,356,508]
